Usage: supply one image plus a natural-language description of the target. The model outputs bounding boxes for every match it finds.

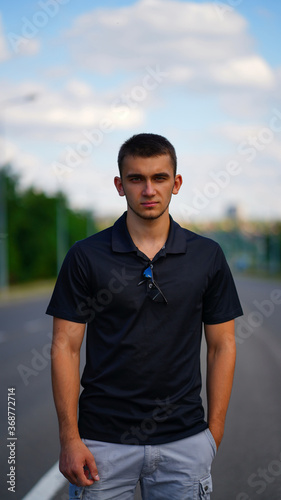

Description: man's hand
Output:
[59,438,100,486]
[208,422,224,450]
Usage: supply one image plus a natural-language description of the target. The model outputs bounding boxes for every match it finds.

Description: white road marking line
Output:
[22,460,67,500]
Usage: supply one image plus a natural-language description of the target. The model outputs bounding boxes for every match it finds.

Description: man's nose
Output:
[142,181,156,196]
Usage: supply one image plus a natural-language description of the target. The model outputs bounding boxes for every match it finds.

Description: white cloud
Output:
[4,31,40,58]
[210,56,274,88]
[217,122,270,144]
[64,0,274,92]
[215,117,281,162]
[2,79,145,141]
[0,78,147,200]
[0,136,55,193]
[0,14,10,61]
[0,136,18,167]
[15,38,40,56]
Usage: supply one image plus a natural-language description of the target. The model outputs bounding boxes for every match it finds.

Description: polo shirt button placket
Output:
[148,263,153,289]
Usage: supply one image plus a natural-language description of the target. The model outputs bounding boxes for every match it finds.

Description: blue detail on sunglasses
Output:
[138,264,168,304]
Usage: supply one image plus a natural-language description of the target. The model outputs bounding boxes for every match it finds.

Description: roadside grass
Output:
[0,279,56,304]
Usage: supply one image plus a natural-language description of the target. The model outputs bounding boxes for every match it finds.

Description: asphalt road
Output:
[0,276,281,500]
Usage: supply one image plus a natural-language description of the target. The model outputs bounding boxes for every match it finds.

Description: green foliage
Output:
[1,166,97,284]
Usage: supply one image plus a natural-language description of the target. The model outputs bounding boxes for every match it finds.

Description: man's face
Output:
[114,155,182,221]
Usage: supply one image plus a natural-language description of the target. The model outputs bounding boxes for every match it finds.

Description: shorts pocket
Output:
[205,428,217,457]
[198,473,213,499]
[69,483,84,499]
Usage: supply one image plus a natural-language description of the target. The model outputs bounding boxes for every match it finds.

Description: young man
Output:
[47,133,243,500]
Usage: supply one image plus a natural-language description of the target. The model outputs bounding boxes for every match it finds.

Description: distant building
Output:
[225,204,243,220]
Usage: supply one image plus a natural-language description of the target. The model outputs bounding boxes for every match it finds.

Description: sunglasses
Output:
[138,264,168,304]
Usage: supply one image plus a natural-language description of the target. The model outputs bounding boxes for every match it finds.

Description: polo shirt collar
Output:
[112,212,187,255]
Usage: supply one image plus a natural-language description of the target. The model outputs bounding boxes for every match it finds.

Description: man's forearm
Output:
[206,336,236,448]
[51,341,81,444]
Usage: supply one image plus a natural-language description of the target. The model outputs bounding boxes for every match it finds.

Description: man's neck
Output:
[126,209,170,260]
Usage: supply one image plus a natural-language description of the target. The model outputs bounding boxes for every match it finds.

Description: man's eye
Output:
[130,177,141,182]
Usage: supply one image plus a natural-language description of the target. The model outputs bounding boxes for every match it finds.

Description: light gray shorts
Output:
[69,428,217,500]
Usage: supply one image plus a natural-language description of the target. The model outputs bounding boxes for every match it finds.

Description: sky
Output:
[0,0,281,222]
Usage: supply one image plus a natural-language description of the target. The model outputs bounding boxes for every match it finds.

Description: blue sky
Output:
[0,0,281,222]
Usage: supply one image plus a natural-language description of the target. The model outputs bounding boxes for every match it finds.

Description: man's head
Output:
[114,133,182,221]
[118,133,177,177]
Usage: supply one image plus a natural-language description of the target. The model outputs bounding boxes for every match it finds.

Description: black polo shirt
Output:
[46,212,243,445]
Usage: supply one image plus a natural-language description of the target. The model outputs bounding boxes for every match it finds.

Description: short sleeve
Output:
[46,242,92,323]
[202,245,243,325]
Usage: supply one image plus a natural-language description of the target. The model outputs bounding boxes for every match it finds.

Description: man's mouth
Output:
[141,201,158,207]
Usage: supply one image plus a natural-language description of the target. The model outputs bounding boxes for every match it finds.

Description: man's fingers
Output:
[76,470,95,486]
[66,460,99,486]
[59,461,95,486]
[86,454,100,481]
[59,439,99,486]
[66,469,95,487]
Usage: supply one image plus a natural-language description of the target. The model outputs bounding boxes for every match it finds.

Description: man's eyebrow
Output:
[153,172,171,177]
[125,172,171,179]
[125,173,144,178]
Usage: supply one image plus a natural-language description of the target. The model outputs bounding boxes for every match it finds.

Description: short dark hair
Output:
[117,133,177,176]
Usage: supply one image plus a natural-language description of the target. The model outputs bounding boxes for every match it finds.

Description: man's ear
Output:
[114,176,125,196]
[172,174,183,195]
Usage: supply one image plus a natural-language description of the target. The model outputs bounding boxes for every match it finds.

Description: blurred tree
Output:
[2,166,97,284]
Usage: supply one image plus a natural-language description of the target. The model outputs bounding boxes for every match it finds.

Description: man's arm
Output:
[51,317,99,486]
[204,319,236,450]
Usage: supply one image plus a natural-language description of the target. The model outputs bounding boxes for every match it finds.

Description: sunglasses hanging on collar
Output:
[138,264,168,304]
